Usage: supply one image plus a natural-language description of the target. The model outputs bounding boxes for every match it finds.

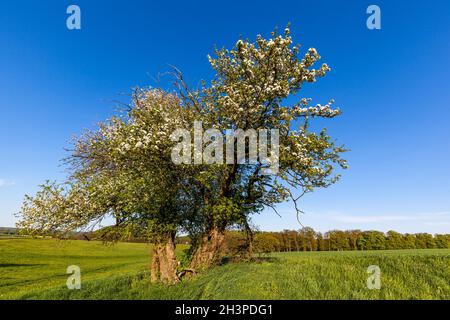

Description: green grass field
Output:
[1,238,449,300]
[0,238,154,299]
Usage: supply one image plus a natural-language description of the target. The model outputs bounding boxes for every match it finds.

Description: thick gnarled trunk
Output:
[150,234,179,284]
[189,227,226,271]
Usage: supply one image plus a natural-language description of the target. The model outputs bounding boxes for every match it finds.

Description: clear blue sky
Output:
[1,0,450,233]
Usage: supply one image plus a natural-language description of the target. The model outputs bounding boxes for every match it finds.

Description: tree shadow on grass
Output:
[0,263,45,268]
[220,255,280,265]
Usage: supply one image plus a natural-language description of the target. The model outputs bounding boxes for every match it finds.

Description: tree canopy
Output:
[17,27,347,283]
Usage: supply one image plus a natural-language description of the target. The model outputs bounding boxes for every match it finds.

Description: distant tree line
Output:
[0,227,18,235]
[0,227,19,237]
[218,228,450,254]
[59,227,450,253]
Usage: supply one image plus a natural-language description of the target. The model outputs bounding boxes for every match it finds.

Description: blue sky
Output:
[1,0,450,233]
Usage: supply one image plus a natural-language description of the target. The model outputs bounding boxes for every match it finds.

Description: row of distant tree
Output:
[217,228,450,254]
[0,227,17,235]
[65,227,450,253]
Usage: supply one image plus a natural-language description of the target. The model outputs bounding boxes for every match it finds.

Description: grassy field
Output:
[0,238,154,299]
[1,238,449,300]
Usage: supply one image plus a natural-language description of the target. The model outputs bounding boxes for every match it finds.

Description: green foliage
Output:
[224,228,450,253]
[435,235,450,249]
[253,233,281,254]
[415,233,436,249]
[386,231,403,250]
[358,231,386,250]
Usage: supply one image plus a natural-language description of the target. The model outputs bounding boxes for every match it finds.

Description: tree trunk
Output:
[189,227,225,271]
[150,247,160,283]
[150,233,179,284]
[246,233,253,258]
[244,223,254,259]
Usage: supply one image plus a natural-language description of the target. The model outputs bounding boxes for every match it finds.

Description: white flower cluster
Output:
[284,143,312,167]
[206,26,334,128]
[294,102,341,118]
[112,89,189,157]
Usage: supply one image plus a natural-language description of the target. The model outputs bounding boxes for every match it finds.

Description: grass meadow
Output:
[1,238,449,300]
